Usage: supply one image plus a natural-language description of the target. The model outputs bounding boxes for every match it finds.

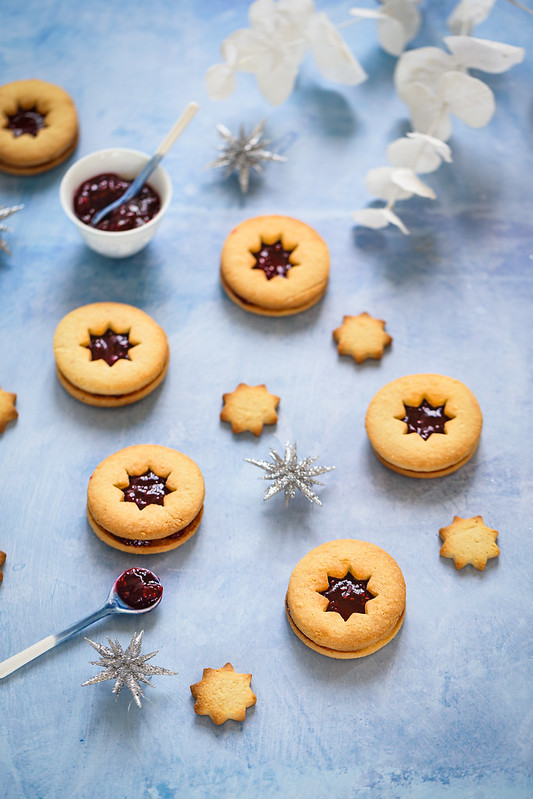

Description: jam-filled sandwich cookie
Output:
[53,302,169,407]
[0,79,78,175]
[87,444,205,554]
[286,539,406,659]
[365,373,482,479]
[220,215,330,316]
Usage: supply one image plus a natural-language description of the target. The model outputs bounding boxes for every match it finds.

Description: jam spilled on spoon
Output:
[251,239,296,280]
[121,470,173,510]
[73,172,161,231]
[86,328,134,366]
[399,398,453,440]
[6,107,46,137]
[319,573,375,621]
[115,567,163,609]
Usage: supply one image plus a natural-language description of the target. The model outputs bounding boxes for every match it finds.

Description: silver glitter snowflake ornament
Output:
[245,441,335,506]
[205,120,286,193]
[82,630,176,708]
[0,204,24,255]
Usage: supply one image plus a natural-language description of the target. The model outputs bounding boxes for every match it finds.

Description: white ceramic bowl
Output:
[59,148,172,258]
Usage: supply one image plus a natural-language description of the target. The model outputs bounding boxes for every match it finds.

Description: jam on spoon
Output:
[73,172,161,231]
[115,567,163,610]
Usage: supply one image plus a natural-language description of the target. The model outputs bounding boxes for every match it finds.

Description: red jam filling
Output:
[6,107,46,137]
[72,172,161,231]
[319,573,375,621]
[400,398,452,440]
[115,567,162,609]
[86,328,134,366]
[251,239,295,280]
[121,470,172,510]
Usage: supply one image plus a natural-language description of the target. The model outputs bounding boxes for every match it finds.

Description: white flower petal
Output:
[387,136,442,173]
[383,207,410,234]
[248,0,279,31]
[391,167,436,198]
[353,208,391,229]
[353,207,410,235]
[308,13,367,85]
[447,0,497,35]
[444,36,525,74]
[377,16,407,57]
[401,81,453,140]
[366,166,413,201]
[205,63,236,100]
[395,46,456,101]
[222,29,271,73]
[436,70,495,127]
[384,0,421,41]
[407,132,452,163]
[255,63,299,105]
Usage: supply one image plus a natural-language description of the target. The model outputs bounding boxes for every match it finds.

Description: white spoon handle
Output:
[156,101,199,156]
[0,605,112,679]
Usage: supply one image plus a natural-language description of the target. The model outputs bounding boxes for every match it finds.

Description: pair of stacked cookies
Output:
[0,79,78,175]
[53,301,204,554]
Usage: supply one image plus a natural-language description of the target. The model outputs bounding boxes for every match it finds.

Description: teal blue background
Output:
[0,2,532,797]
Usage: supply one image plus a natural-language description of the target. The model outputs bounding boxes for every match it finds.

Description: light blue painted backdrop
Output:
[0,1,532,797]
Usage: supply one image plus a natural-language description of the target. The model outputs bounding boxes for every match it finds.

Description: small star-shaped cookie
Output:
[439,515,500,570]
[333,312,392,364]
[190,662,257,725]
[220,383,280,436]
[0,387,17,432]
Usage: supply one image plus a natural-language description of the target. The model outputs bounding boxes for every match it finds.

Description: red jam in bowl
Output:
[115,567,163,609]
[73,172,161,231]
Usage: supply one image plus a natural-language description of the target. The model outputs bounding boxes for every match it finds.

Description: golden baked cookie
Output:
[0,387,17,432]
[53,302,169,407]
[333,312,392,364]
[220,215,330,316]
[439,515,499,570]
[0,79,78,175]
[190,663,256,725]
[0,550,5,585]
[365,373,483,478]
[286,539,406,659]
[87,444,205,554]
[220,383,280,435]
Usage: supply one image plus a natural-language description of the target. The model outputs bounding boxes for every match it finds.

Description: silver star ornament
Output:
[245,441,335,506]
[205,120,286,193]
[82,630,176,708]
[0,204,24,255]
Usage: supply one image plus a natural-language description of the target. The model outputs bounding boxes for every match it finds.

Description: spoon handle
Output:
[0,605,113,679]
[89,101,199,227]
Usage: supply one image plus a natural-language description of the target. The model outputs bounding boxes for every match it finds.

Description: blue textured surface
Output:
[1,2,532,798]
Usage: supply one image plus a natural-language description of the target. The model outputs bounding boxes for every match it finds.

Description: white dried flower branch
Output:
[205,0,367,106]
[354,0,525,235]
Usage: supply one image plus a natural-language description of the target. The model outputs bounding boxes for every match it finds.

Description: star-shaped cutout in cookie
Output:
[439,515,500,571]
[86,328,135,366]
[220,383,280,436]
[0,387,17,433]
[333,312,392,364]
[190,662,257,725]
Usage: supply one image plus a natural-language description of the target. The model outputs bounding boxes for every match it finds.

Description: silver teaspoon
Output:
[0,567,163,679]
